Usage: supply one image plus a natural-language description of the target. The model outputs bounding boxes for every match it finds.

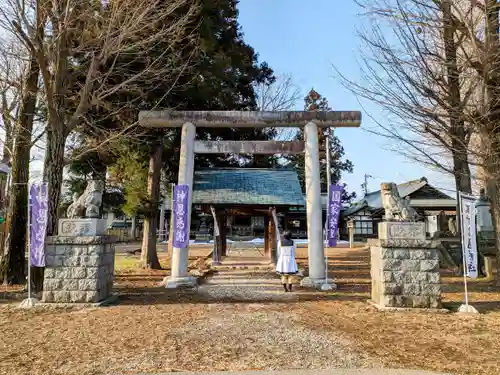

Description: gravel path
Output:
[166,269,381,372]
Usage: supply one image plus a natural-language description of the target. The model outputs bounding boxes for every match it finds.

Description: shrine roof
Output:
[193,168,305,207]
[344,177,455,216]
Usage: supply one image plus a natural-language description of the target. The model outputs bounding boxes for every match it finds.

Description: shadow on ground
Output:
[115,285,369,306]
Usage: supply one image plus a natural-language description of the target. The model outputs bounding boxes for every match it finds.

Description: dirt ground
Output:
[1,247,500,375]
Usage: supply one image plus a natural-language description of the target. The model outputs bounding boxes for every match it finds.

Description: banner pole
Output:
[458,191,479,313]
[27,183,31,301]
[458,192,467,307]
[19,183,38,309]
[325,130,331,247]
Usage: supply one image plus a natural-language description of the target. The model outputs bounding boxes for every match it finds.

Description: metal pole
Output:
[458,192,469,307]
[168,183,176,254]
[325,129,332,242]
[324,129,332,286]
[27,184,31,300]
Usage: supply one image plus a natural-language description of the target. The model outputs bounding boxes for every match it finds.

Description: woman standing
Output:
[276,230,298,292]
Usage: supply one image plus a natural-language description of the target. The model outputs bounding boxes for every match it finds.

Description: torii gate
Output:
[138,110,361,288]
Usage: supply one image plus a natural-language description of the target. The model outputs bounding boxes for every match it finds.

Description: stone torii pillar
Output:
[138,110,361,288]
[301,121,326,286]
[167,122,197,288]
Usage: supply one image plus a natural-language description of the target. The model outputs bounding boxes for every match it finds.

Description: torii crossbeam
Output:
[138,110,361,289]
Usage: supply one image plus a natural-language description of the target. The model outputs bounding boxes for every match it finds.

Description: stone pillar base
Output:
[164,276,198,289]
[300,277,337,289]
[42,235,116,303]
[369,221,442,310]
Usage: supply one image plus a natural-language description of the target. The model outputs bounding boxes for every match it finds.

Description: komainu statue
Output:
[380,182,418,221]
[66,180,104,218]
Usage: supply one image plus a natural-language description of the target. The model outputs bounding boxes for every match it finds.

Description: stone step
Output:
[211,265,275,271]
[203,279,281,286]
[210,272,275,278]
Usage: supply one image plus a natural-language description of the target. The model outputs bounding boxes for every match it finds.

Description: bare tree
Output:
[451,0,500,284]
[256,74,301,142]
[0,39,25,164]
[340,0,500,283]
[141,138,162,269]
[256,74,301,112]
[0,21,42,284]
[0,0,199,236]
[335,0,475,200]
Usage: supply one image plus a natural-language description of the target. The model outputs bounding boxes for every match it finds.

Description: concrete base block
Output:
[300,277,337,289]
[35,294,118,309]
[458,304,480,314]
[18,297,40,309]
[164,276,198,289]
[368,299,449,313]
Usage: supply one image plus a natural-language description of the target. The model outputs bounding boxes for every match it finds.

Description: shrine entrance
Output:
[190,167,307,266]
[138,110,361,288]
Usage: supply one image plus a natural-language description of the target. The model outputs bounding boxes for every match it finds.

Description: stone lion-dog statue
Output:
[380,182,418,221]
[67,180,105,218]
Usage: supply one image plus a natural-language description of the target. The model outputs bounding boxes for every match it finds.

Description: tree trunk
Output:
[140,141,162,269]
[43,126,66,236]
[484,0,500,284]
[451,142,472,236]
[442,0,472,234]
[487,177,500,284]
[0,53,39,285]
[1,124,12,164]
[264,215,270,258]
[220,212,227,256]
[451,145,472,195]
[131,216,137,240]
[0,124,12,213]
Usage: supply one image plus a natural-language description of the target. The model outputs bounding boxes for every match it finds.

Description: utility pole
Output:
[361,174,372,196]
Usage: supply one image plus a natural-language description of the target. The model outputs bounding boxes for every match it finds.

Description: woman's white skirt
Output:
[276,246,298,274]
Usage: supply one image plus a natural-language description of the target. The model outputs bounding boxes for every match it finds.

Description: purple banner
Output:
[327,184,344,247]
[29,183,48,267]
[172,184,190,248]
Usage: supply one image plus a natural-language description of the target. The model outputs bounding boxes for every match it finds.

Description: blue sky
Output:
[237,0,456,198]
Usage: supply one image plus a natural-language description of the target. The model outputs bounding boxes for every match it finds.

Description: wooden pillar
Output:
[264,215,270,258]
[221,211,227,256]
[212,208,223,264]
[270,215,277,264]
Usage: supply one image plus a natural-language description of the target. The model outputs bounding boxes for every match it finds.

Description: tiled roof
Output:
[193,168,305,206]
[344,177,452,216]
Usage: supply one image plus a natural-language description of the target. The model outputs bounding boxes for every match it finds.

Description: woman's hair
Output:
[282,230,292,240]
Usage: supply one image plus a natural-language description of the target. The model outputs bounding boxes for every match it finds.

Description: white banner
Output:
[459,192,478,278]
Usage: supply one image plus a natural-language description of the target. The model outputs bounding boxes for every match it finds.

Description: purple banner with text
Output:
[30,183,48,267]
[172,184,190,248]
[327,184,344,247]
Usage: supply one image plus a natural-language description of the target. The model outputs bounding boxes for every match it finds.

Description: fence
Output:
[106,228,168,243]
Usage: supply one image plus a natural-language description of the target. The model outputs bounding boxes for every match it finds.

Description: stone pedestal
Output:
[300,277,336,288]
[370,221,442,309]
[42,235,116,303]
[164,275,197,289]
[58,218,107,236]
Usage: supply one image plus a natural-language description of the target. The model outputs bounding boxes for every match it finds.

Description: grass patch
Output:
[115,255,142,271]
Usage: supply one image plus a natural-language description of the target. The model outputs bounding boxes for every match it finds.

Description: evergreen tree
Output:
[288,89,356,203]
[65,0,278,267]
